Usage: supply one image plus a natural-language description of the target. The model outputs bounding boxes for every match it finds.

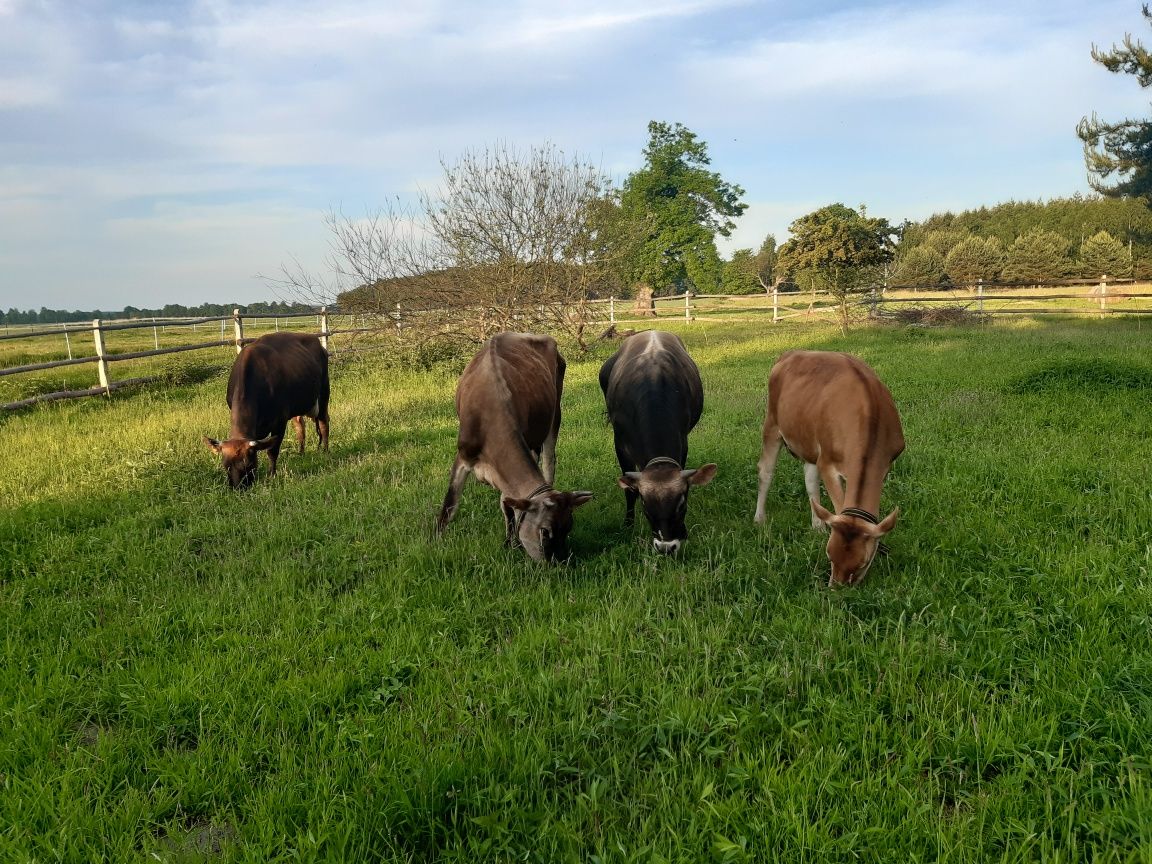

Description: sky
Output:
[0,0,1147,311]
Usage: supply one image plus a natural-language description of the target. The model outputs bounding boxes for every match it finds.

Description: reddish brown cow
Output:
[204,331,330,488]
[753,350,904,586]
[436,332,592,562]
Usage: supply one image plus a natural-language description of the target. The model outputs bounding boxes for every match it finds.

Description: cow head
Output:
[504,489,594,562]
[204,435,277,489]
[811,499,899,586]
[619,461,717,554]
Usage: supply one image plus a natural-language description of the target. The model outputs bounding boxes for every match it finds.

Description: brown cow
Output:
[204,331,330,489]
[753,350,903,586]
[436,332,592,562]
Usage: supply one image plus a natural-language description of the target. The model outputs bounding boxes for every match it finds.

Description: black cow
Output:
[204,331,330,488]
[599,330,716,554]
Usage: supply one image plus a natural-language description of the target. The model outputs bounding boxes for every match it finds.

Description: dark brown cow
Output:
[436,332,592,562]
[599,330,716,554]
[753,350,904,586]
[204,331,330,488]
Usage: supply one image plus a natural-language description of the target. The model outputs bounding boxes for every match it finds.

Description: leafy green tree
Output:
[721,249,762,295]
[1078,229,1133,277]
[776,203,896,332]
[944,236,1005,284]
[892,246,946,288]
[755,234,777,290]
[616,121,747,295]
[1077,7,1152,199]
[1001,229,1073,284]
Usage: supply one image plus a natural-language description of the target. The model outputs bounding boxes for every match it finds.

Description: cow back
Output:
[455,332,562,457]
[600,331,703,463]
[228,332,329,439]
[769,350,904,468]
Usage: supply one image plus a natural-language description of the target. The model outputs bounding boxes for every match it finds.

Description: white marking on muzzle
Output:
[653,538,681,555]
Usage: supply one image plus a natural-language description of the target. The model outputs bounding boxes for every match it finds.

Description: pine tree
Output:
[1077,7,1152,199]
[1001,229,1072,284]
[1079,230,1133,278]
[944,236,1004,284]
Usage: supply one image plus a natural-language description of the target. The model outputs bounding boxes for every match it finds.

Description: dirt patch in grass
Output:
[156,817,239,861]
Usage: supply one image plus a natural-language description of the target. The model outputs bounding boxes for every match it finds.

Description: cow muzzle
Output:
[653,537,682,555]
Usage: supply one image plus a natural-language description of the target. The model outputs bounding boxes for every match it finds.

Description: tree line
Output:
[1,300,317,327]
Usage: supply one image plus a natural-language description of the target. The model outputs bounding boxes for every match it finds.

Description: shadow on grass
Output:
[1007,358,1152,394]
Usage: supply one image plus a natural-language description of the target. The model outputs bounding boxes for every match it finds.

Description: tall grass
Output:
[2,317,1151,862]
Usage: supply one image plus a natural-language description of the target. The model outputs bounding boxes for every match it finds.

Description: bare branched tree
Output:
[269,143,627,355]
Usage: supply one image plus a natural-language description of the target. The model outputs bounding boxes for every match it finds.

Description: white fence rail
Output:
[1,308,337,411]
[5,278,1152,411]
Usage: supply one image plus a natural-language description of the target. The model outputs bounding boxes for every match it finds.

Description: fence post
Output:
[684,292,691,321]
[319,307,330,350]
[152,316,159,350]
[609,297,615,324]
[773,285,779,323]
[233,308,244,354]
[92,319,110,395]
[976,279,984,315]
[63,323,72,360]
[1100,274,1108,316]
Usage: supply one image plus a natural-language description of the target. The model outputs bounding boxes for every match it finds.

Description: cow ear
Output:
[684,463,717,486]
[504,497,530,512]
[567,491,594,509]
[204,436,223,454]
[617,473,640,491]
[810,497,835,526]
[870,507,899,537]
[252,435,277,451]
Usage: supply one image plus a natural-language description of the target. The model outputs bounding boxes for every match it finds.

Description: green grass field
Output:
[3,317,1152,862]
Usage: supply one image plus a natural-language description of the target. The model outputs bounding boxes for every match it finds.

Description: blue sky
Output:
[0,0,1146,310]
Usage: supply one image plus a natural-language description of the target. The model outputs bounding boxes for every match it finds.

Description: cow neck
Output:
[841,469,885,521]
[839,506,878,524]
[497,445,551,500]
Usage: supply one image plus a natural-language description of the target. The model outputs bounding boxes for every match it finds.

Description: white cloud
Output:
[0,0,1147,309]
[0,78,57,108]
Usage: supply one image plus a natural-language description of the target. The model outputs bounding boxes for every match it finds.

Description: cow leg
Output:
[315,416,329,452]
[436,456,471,535]
[266,436,285,478]
[293,416,307,453]
[501,498,519,547]
[542,358,564,485]
[754,432,783,524]
[818,461,845,513]
[623,486,639,527]
[317,377,331,452]
[541,433,557,486]
[805,463,826,531]
[614,440,637,526]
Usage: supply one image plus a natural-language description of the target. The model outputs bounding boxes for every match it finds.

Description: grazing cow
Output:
[204,331,330,489]
[599,330,717,554]
[754,350,903,586]
[436,332,592,562]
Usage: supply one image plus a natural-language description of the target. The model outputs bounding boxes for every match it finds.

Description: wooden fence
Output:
[0,309,342,411]
[5,278,1151,411]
